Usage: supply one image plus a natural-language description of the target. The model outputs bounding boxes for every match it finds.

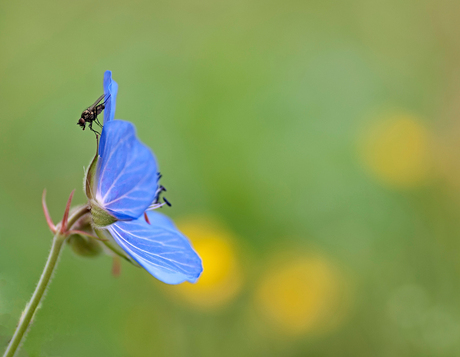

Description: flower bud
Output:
[68,234,103,257]
[66,212,103,257]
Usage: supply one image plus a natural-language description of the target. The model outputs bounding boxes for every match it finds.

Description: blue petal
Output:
[103,70,118,123]
[107,211,203,284]
[97,120,158,220]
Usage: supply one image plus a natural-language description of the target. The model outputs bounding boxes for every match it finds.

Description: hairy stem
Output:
[3,205,90,357]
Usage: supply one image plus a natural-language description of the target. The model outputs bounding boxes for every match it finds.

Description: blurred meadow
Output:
[2,0,460,356]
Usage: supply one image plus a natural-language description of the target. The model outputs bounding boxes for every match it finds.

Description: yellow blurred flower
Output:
[166,215,243,310]
[254,250,351,337]
[359,113,433,188]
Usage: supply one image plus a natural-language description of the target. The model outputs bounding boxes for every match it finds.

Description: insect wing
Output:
[87,94,105,112]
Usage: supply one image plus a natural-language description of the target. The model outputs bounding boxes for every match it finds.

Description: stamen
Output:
[144,212,151,225]
[148,174,170,209]
[148,202,165,210]
[153,185,167,204]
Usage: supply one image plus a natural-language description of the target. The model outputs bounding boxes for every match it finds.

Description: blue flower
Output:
[87,71,202,284]
[96,120,158,220]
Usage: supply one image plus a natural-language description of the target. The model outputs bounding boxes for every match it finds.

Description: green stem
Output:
[3,205,90,357]
[67,205,91,231]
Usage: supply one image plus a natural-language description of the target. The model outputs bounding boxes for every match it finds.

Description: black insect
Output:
[77,94,109,135]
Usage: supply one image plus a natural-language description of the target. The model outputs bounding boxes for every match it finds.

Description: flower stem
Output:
[2,233,65,357]
[3,205,90,357]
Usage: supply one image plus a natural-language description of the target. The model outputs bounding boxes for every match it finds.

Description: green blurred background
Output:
[2,0,460,356]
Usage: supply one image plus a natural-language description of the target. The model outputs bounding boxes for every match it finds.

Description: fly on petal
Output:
[107,211,203,284]
[103,70,118,124]
[91,71,202,284]
[96,120,158,220]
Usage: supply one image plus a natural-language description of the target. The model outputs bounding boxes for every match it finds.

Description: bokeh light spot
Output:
[167,215,243,310]
[254,251,350,337]
[359,113,432,188]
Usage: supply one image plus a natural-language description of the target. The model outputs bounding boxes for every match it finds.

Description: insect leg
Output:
[89,122,100,136]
